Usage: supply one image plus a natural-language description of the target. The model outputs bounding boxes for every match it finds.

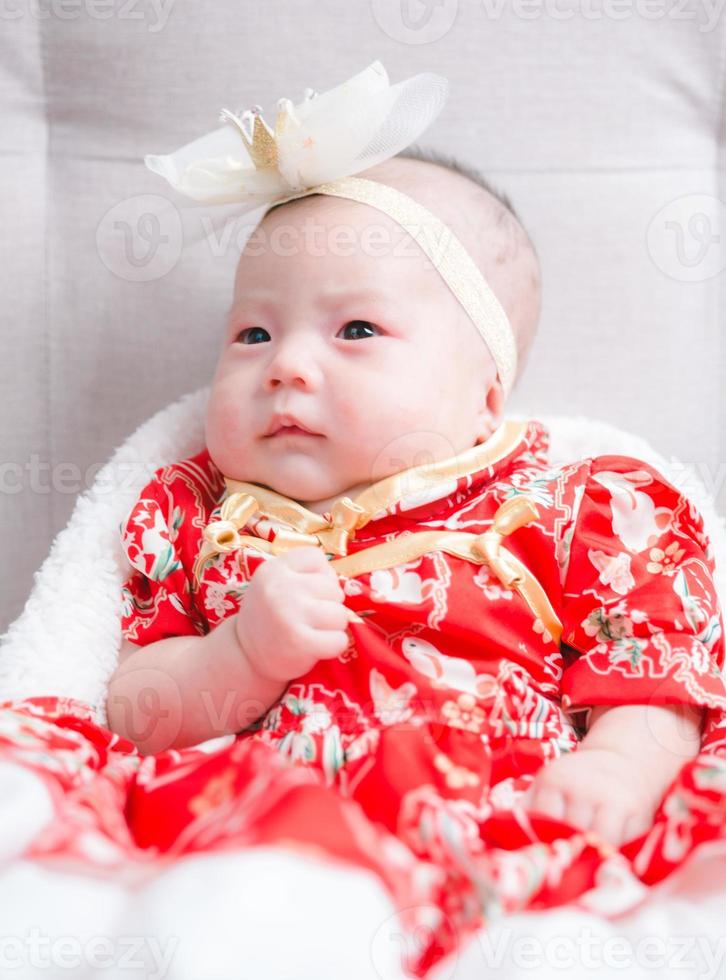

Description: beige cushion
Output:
[1,6,724,632]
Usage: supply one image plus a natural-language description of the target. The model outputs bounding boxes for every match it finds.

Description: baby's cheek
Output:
[205,386,245,458]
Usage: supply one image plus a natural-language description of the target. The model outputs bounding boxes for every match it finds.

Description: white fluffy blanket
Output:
[0,387,725,980]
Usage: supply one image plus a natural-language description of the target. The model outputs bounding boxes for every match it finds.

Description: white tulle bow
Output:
[144,60,449,210]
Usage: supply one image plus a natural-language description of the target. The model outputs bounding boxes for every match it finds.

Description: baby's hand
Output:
[523,747,668,849]
[234,545,351,684]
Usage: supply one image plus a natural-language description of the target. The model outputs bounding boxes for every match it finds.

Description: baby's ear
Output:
[476,378,505,445]
[475,377,505,441]
[486,377,506,423]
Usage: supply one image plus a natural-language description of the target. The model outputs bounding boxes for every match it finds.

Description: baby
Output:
[107,146,726,863]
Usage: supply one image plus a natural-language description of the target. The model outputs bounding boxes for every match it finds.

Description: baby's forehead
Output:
[239,160,499,280]
[236,193,447,290]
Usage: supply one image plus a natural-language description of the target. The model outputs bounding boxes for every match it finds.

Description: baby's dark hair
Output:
[396,143,522,216]
[396,144,521,223]
[395,144,540,265]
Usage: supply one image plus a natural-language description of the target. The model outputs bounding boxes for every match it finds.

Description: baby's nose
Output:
[264,345,323,390]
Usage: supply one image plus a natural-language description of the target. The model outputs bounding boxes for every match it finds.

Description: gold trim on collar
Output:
[193,493,562,647]
[226,418,528,533]
[190,419,563,645]
[193,418,530,581]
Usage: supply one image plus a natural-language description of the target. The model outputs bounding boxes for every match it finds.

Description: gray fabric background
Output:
[1,0,725,634]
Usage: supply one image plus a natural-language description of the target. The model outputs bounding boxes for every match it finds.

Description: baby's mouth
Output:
[267,426,321,438]
[263,413,323,438]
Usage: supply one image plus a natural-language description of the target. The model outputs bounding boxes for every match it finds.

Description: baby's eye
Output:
[338,320,381,341]
[234,327,270,345]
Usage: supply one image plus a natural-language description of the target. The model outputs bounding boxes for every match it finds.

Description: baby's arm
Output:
[523,452,726,848]
[583,701,703,763]
[107,616,287,756]
[108,546,350,756]
[524,701,704,848]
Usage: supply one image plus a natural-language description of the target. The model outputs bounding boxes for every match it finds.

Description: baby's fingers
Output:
[622,812,652,845]
[304,597,351,632]
[528,784,623,846]
[565,798,596,833]
[299,625,350,660]
[527,784,567,822]
[591,805,654,849]
[589,805,628,849]
[527,783,602,837]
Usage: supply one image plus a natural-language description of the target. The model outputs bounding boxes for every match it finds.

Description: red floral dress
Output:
[2,417,726,978]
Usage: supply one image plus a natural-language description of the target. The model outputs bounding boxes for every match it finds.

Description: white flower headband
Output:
[144,60,517,396]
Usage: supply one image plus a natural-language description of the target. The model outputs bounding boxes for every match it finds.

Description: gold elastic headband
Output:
[272,176,518,398]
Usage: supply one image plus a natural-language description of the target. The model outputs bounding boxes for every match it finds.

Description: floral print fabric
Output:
[1,418,725,977]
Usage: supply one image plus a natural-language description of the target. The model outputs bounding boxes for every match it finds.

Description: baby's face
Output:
[204,192,502,514]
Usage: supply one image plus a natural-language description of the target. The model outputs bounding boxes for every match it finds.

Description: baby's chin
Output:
[264,470,366,507]
[210,449,365,507]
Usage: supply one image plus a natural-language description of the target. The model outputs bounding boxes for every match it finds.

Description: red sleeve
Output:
[559,454,726,731]
[119,472,208,646]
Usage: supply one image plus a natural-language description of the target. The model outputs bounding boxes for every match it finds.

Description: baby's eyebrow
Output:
[228,286,397,318]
